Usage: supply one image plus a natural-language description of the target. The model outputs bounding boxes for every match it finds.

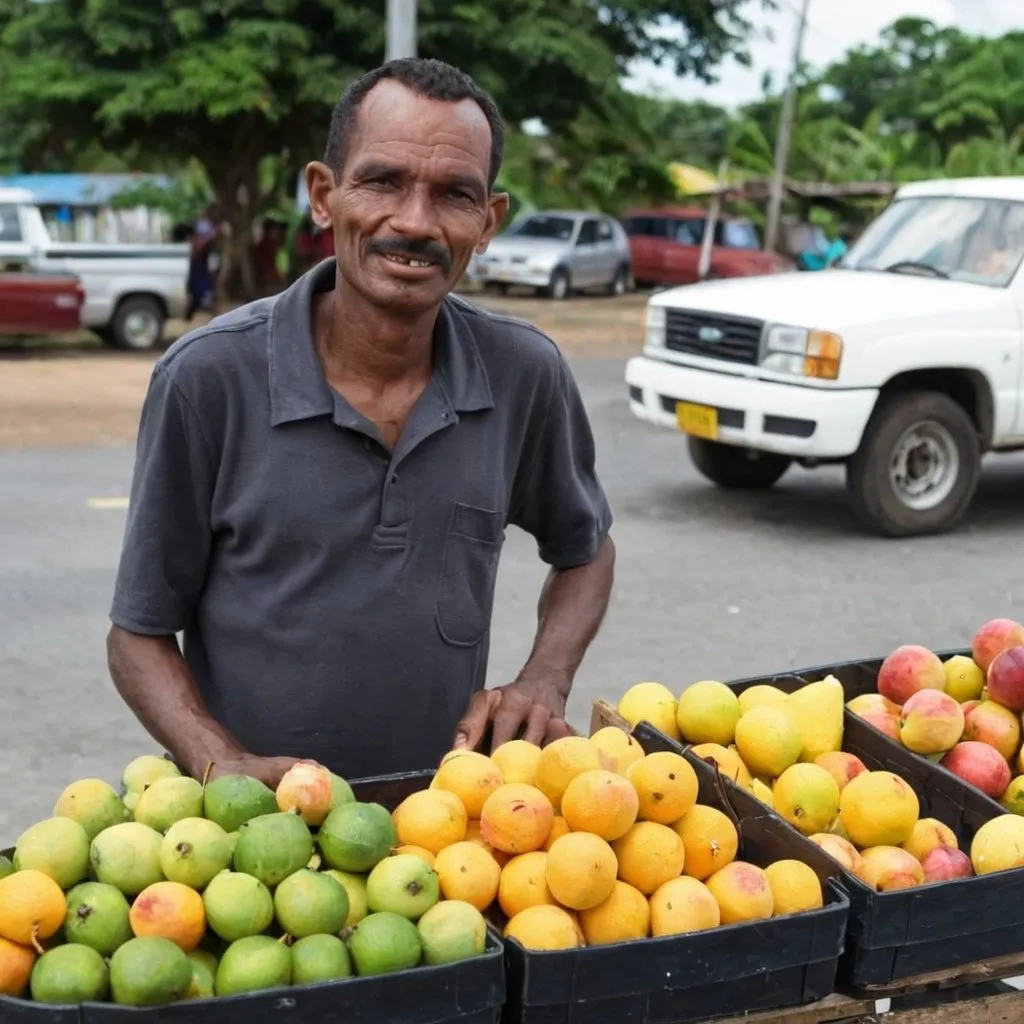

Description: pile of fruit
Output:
[391,732,829,954]
[845,618,1024,812]
[0,756,488,1007]
[615,676,1024,893]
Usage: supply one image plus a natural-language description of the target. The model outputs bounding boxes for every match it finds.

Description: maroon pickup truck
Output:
[0,270,85,335]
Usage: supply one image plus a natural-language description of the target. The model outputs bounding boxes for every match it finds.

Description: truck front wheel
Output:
[108,296,166,351]
[846,390,981,537]
[688,437,792,490]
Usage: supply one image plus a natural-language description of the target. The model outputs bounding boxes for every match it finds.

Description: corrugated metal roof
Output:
[0,173,174,206]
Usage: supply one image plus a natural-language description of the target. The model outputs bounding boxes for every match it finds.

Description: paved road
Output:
[3,353,1024,836]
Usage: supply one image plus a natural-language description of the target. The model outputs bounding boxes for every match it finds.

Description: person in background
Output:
[253,218,288,296]
[185,206,221,320]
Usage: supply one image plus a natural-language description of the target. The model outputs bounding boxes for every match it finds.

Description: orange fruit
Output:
[764,860,823,915]
[464,820,508,867]
[589,728,644,776]
[0,870,66,947]
[0,936,35,998]
[546,833,618,911]
[578,880,650,945]
[393,789,468,855]
[504,905,581,950]
[706,862,774,924]
[543,816,571,850]
[479,784,554,855]
[611,822,685,895]
[498,852,557,919]
[561,770,638,841]
[433,841,501,912]
[492,741,543,786]
[649,876,720,936]
[672,805,739,881]
[393,845,436,868]
[901,818,958,863]
[535,737,602,811]
[434,750,504,818]
[129,881,207,953]
[627,752,699,825]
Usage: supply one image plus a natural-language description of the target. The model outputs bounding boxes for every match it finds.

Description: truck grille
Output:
[664,310,764,365]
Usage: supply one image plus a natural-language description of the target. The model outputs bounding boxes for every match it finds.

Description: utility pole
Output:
[764,0,810,253]
[386,0,418,61]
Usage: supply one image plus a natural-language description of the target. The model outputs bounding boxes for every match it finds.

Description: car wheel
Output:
[607,265,630,296]
[546,268,570,300]
[846,390,981,537]
[110,296,166,350]
[688,437,792,490]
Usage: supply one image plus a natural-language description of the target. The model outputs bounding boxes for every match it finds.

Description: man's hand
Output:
[453,673,575,753]
[202,754,300,790]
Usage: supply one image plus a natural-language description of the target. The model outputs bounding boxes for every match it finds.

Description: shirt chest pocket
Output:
[436,502,506,647]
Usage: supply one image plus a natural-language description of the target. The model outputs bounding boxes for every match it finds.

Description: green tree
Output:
[0,0,769,298]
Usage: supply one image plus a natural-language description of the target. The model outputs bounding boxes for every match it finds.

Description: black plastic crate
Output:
[720,666,1024,988]
[0,768,503,1024]
[501,722,849,1024]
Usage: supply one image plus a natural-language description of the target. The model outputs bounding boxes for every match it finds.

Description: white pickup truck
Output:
[626,176,1024,538]
[0,187,189,349]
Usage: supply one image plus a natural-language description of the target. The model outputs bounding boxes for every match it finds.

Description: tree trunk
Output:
[202,157,261,304]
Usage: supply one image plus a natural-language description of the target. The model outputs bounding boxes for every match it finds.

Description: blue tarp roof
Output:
[0,173,174,207]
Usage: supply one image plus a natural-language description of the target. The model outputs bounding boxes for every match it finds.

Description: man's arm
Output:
[107,628,297,787]
[108,364,295,786]
[455,350,615,750]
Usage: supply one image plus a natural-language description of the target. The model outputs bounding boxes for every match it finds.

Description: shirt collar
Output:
[267,258,494,427]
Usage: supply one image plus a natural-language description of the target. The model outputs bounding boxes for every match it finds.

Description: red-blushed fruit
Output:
[941,742,1012,799]
[813,752,868,793]
[972,619,1024,673]
[921,845,973,883]
[962,700,1022,762]
[860,710,901,743]
[986,647,1024,713]
[847,694,901,717]
[899,690,964,755]
[877,645,946,707]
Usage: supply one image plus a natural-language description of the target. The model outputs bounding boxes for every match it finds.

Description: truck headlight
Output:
[643,305,666,348]
[762,325,843,380]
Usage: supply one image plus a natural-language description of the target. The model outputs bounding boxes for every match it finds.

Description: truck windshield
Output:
[504,215,575,241]
[841,195,1024,288]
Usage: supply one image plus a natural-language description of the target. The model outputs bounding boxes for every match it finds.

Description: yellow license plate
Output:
[675,402,719,440]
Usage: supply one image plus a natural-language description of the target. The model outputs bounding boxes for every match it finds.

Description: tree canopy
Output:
[0,0,767,295]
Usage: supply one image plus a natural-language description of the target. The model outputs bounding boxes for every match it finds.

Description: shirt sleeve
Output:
[509,352,613,568]
[109,365,216,635]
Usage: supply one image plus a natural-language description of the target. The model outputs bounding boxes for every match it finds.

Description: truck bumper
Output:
[625,355,879,459]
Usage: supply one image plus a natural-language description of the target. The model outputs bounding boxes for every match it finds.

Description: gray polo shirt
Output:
[110,259,612,779]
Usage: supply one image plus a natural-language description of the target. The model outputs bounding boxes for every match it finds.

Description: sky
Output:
[625,0,1023,110]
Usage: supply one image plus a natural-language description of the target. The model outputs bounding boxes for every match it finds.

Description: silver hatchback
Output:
[474,210,633,299]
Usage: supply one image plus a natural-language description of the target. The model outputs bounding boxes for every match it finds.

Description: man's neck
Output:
[313,278,440,388]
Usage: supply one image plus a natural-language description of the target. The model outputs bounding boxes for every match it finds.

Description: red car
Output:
[621,207,792,287]
[0,269,84,335]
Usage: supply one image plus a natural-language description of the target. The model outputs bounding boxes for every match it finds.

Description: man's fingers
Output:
[453,690,502,751]
[521,703,552,747]
[543,716,574,744]
[489,694,534,750]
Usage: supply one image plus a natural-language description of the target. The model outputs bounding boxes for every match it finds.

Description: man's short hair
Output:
[323,58,505,191]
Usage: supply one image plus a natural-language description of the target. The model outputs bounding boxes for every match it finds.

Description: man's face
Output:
[306,80,508,315]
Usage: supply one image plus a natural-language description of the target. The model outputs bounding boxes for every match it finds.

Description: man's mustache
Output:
[366,236,453,275]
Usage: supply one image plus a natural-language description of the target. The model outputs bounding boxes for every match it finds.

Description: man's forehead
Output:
[353,80,492,165]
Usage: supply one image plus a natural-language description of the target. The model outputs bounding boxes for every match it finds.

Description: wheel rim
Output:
[552,274,567,299]
[613,270,626,295]
[123,309,160,348]
[888,420,960,511]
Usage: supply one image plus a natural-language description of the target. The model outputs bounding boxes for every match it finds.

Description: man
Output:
[106,58,615,789]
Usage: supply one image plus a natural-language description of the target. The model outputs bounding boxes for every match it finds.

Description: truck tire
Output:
[109,296,166,351]
[846,390,981,538]
[688,437,792,490]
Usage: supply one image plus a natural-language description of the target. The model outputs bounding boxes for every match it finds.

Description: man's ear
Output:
[478,191,511,252]
[304,161,336,231]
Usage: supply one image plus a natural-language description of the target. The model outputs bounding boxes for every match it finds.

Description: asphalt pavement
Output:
[3,352,1024,836]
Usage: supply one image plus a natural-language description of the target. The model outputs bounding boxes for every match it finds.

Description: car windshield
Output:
[504,215,575,241]
[841,195,1024,287]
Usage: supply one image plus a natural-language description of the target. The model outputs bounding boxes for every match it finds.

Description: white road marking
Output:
[86,497,130,510]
